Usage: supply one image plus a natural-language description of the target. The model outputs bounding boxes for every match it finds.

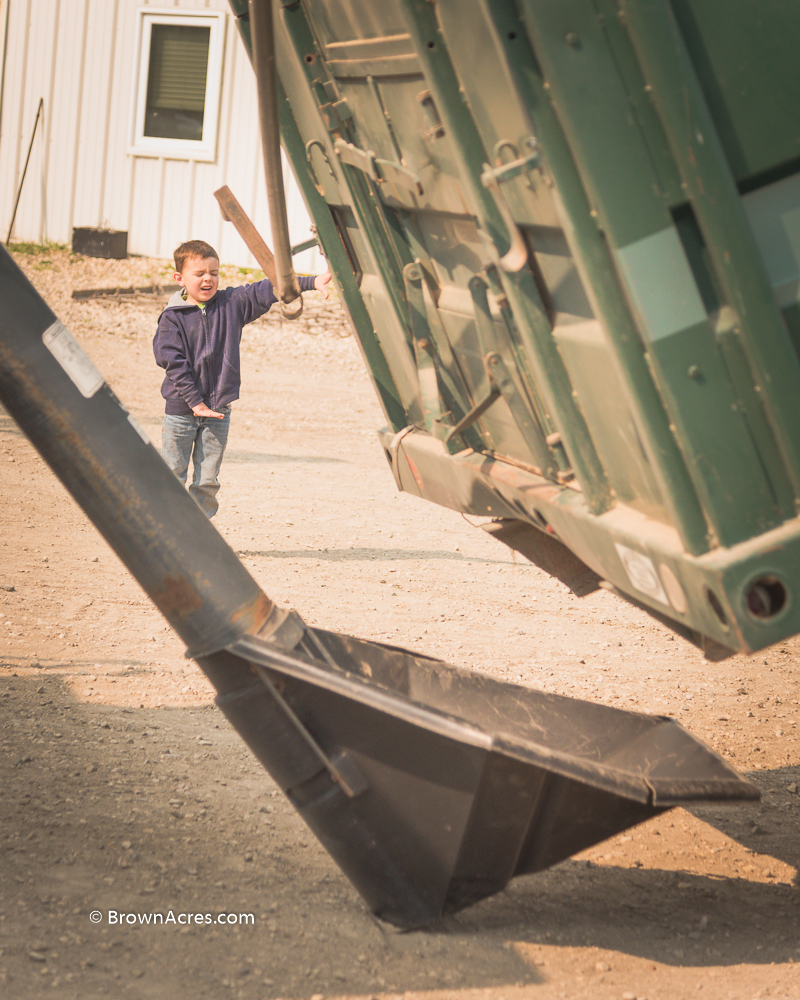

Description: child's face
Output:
[175,255,220,306]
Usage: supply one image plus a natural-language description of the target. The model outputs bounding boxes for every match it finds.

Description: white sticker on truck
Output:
[614,542,669,606]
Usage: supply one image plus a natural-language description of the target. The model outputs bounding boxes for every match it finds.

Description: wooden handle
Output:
[214,186,278,288]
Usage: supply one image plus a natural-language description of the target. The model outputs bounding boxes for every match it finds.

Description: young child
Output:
[154,239,331,517]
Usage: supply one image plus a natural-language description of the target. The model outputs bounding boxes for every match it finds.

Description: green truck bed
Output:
[231,0,800,656]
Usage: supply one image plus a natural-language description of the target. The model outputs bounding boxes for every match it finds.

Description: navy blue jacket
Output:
[153,277,316,415]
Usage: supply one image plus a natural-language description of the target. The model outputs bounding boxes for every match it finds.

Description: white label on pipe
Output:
[42,320,105,398]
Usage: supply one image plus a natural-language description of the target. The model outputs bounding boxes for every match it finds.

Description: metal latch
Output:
[483,138,541,184]
[334,140,424,197]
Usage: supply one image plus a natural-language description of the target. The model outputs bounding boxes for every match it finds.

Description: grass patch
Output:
[7,239,70,255]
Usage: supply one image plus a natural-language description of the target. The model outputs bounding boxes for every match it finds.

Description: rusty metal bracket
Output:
[446,383,501,441]
[417,89,445,139]
[478,138,539,273]
[291,233,320,256]
[388,425,419,491]
[305,139,336,195]
[375,156,424,197]
[319,98,352,129]
[334,139,423,197]
[468,274,559,476]
[479,168,529,272]
[334,139,379,181]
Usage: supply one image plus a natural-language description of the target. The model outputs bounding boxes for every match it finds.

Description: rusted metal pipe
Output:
[248,0,302,317]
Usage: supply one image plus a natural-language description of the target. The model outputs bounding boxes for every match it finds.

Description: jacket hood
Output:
[165,289,194,310]
[160,288,219,320]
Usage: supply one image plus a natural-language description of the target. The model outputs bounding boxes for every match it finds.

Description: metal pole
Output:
[248,0,302,316]
[6,98,43,244]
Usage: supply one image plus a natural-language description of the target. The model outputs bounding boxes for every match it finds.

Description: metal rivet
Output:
[565,32,581,48]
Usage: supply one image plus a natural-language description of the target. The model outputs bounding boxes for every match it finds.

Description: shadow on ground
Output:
[2,672,799,999]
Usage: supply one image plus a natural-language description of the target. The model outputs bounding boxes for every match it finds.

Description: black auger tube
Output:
[0,245,273,666]
[0,245,438,925]
[0,245,442,926]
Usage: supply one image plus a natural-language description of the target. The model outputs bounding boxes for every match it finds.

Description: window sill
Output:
[128,143,217,164]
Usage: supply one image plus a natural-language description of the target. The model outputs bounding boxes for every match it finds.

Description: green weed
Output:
[7,239,69,254]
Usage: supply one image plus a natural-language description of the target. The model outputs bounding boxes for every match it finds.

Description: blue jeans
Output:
[161,407,231,518]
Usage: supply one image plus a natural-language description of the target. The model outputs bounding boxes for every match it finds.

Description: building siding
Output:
[0,0,321,272]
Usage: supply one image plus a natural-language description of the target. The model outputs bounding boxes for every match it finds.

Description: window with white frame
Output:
[130,9,226,161]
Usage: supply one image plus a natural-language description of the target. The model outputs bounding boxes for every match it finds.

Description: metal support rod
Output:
[241,0,415,340]
[227,0,407,432]
[446,386,500,441]
[248,0,302,317]
[6,98,43,244]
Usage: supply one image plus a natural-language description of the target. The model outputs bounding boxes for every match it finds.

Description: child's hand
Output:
[192,402,224,419]
[314,269,333,299]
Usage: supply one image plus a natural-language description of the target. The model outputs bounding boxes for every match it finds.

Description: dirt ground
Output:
[3,246,800,1000]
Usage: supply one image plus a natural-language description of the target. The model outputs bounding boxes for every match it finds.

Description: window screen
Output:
[144,24,210,141]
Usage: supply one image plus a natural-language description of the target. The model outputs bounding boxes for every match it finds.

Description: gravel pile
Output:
[9,246,354,345]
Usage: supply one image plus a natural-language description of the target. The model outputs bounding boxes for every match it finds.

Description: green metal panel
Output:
[228,0,800,654]
[669,0,800,184]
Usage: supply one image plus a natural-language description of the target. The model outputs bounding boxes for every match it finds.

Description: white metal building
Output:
[0,0,322,272]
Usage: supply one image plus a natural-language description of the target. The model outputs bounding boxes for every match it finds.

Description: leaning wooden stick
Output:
[214,185,278,288]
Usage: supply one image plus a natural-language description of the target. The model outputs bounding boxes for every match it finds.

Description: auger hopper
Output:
[0,246,757,928]
[218,627,757,926]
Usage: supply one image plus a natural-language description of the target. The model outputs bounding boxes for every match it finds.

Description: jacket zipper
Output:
[201,307,214,411]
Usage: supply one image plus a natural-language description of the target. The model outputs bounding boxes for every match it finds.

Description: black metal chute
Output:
[0,244,758,929]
